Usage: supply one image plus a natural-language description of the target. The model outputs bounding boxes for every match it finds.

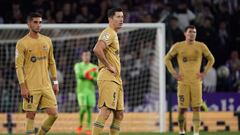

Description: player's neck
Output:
[185,40,195,45]
[84,61,90,64]
[29,31,39,39]
[109,24,118,32]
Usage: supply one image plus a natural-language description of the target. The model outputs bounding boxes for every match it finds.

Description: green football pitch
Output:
[1,132,240,135]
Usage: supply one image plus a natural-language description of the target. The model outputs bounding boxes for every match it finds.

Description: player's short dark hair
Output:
[27,12,42,21]
[82,49,90,53]
[184,25,196,32]
[107,7,123,18]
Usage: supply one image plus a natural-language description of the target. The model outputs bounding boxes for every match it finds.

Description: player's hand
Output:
[20,85,29,99]
[86,67,97,73]
[172,73,183,81]
[91,67,97,72]
[107,66,117,75]
[196,72,206,80]
[53,84,59,95]
[85,68,98,80]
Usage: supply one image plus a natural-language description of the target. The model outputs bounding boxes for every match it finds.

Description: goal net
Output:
[0,23,166,132]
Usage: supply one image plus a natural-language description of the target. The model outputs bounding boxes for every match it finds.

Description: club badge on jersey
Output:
[42,45,48,51]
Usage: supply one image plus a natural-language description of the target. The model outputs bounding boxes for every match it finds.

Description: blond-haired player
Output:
[15,12,58,135]
[92,7,124,135]
[164,25,215,135]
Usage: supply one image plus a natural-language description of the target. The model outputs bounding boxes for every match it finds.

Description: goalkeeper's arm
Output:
[74,64,86,79]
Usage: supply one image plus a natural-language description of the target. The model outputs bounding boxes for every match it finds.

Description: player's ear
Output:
[27,20,32,28]
[27,21,30,28]
[108,16,113,22]
[184,31,187,37]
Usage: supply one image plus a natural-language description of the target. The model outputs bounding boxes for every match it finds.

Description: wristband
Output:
[53,80,59,85]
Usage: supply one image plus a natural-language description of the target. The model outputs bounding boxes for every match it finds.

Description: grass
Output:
[1,132,240,135]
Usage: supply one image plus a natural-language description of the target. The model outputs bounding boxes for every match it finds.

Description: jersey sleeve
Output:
[74,63,85,79]
[15,41,25,84]
[98,30,114,46]
[202,43,215,74]
[164,44,178,75]
[48,38,57,79]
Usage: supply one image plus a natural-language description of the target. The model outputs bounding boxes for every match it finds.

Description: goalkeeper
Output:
[74,50,97,135]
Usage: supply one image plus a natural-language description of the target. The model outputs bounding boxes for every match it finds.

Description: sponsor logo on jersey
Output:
[31,56,47,62]
[183,57,187,62]
[37,56,47,60]
[183,57,198,62]
[31,56,37,62]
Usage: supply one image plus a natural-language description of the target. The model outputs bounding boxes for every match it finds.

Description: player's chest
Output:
[25,41,50,55]
[109,36,120,55]
[111,36,119,48]
[178,46,202,60]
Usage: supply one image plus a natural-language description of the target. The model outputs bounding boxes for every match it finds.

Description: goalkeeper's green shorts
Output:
[77,92,96,107]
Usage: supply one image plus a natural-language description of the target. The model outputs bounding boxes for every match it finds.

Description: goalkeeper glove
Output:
[84,67,97,80]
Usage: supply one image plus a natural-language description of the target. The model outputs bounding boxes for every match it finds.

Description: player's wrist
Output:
[53,80,59,85]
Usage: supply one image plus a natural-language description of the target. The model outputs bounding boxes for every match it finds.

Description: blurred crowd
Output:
[0,0,239,68]
[0,0,239,63]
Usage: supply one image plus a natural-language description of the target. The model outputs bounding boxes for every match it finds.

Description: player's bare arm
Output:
[52,77,59,95]
[20,83,29,99]
[93,40,116,74]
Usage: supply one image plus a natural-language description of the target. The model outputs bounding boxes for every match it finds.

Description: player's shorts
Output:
[177,82,202,108]
[97,80,124,110]
[23,88,57,111]
[77,91,96,107]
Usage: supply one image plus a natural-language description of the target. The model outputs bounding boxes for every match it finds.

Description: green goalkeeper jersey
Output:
[74,62,97,94]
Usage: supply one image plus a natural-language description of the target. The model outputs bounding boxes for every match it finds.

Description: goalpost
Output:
[0,23,166,133]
